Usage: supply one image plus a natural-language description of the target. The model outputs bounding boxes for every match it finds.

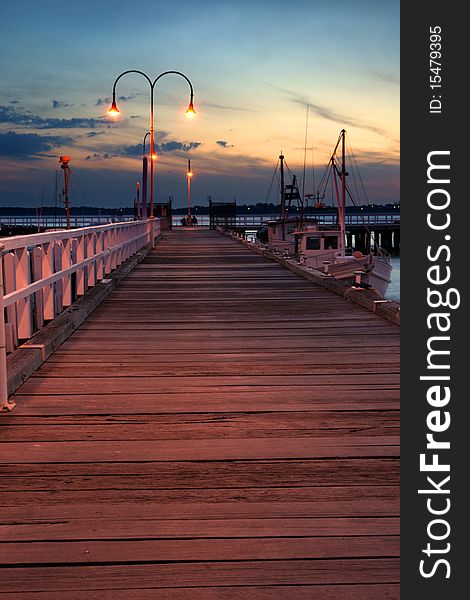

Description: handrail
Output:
[1,219,143,251]
[1,219,157,408]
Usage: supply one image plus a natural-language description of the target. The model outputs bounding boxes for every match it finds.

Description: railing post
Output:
[1,245,15,411]
[3,252,17,351]
[76,236,86,295]
[96,232,104,280]
[32,246,44,330]
[62,238,72,306]
[16,247,33,340]
[42,242,55,321]
[87,234,97,288]
[53,242,63,316]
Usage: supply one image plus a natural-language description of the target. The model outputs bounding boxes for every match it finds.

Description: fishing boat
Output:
[262,153,317,252]
[262,130,392,297]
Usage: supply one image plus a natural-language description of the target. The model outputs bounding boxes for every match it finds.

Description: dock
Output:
[0,229,400,598]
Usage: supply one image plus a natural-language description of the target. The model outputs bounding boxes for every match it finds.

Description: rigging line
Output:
[312,136,315,197]
[264,160,279,204]
[346,133,370,206]
[284,159,296,178]
[69,169,93,208]
[316,156,333,196]
[345,141,362,206]
[344,135,361,205]
[317,134,342,195]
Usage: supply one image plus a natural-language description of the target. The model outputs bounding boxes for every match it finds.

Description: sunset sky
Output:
[0,0,399,209]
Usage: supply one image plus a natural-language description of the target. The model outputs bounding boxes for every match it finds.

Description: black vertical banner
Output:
[401,2,467,598]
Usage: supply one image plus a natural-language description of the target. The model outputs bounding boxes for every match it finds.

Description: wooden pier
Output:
[0,229,399,598]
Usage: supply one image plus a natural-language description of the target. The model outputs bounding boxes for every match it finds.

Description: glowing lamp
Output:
[187,171,193,178]
[151,153,158,161]
[108,99,120,116]
[185,101,196,118]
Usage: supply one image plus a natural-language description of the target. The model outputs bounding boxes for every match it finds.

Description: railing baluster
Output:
[71,239,78,302]
[103,231,111,275]
[53,242,63,315]
[87,233,96,288]
[16,247,33,340]
[3,253,18,351]
[96,232,104,280]
[62,238,72,306]
[110,229,118,270]
[42,242,55,321]
[32,246,44,330]
[76,235,85,295]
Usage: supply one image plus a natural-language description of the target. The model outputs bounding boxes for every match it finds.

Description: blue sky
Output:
[0,0,399,208]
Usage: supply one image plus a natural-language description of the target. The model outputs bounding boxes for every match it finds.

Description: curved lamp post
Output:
[141,131,151,220]
[108,70,196,247]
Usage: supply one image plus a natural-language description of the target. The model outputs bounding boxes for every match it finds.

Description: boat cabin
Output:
[294,228,343,268]
[267,218,322,252]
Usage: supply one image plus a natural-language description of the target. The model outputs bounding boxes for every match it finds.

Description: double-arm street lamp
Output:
[108,70,196,247]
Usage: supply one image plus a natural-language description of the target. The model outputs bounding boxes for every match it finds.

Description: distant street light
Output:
[186,158,193,224]
[59,156,72,229]
[108,70,195,246]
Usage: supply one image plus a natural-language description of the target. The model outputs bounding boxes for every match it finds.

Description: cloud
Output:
[121,144,142,157]
[96,94,139,106]
[158,141,201,153]
[0,104,108,129]
[204,101,259,113]
[85,152,117,160]
[0,131,72,158]
[52,100,71,109]
[265,83,386,136]
[120,140,202,157]
[86,131,105,138]
[216,140,234,148]
[367,69,400,84]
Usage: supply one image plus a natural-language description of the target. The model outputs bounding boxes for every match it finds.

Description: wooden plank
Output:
[1,488,399,519]
[21,376,399,396]
[0,459,399,489]
[0,516,399,542]
[0,559,400,591]
[0,535,400,565]
[9,392,400,415]
[0,437,399,463]
[0,584,401,600]
[0,412,399,441]
[34,363,399,378]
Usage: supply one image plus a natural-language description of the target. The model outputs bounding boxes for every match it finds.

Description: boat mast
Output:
[279,152,286,240]
[340,129,346,255]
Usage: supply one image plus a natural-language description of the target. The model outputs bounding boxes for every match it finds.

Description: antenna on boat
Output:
[279,152,286,240]
[302,105,309,209]
[340,129,346,254]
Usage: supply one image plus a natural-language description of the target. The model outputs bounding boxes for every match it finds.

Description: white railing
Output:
[0,215,135,228]
[171,213,400,227]
[1,212,400,230]
[1,219,156,408]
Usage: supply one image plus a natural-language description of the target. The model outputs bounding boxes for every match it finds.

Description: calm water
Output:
[385,256,400,302]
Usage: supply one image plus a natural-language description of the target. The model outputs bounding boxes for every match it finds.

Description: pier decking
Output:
[0,229,400,598]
